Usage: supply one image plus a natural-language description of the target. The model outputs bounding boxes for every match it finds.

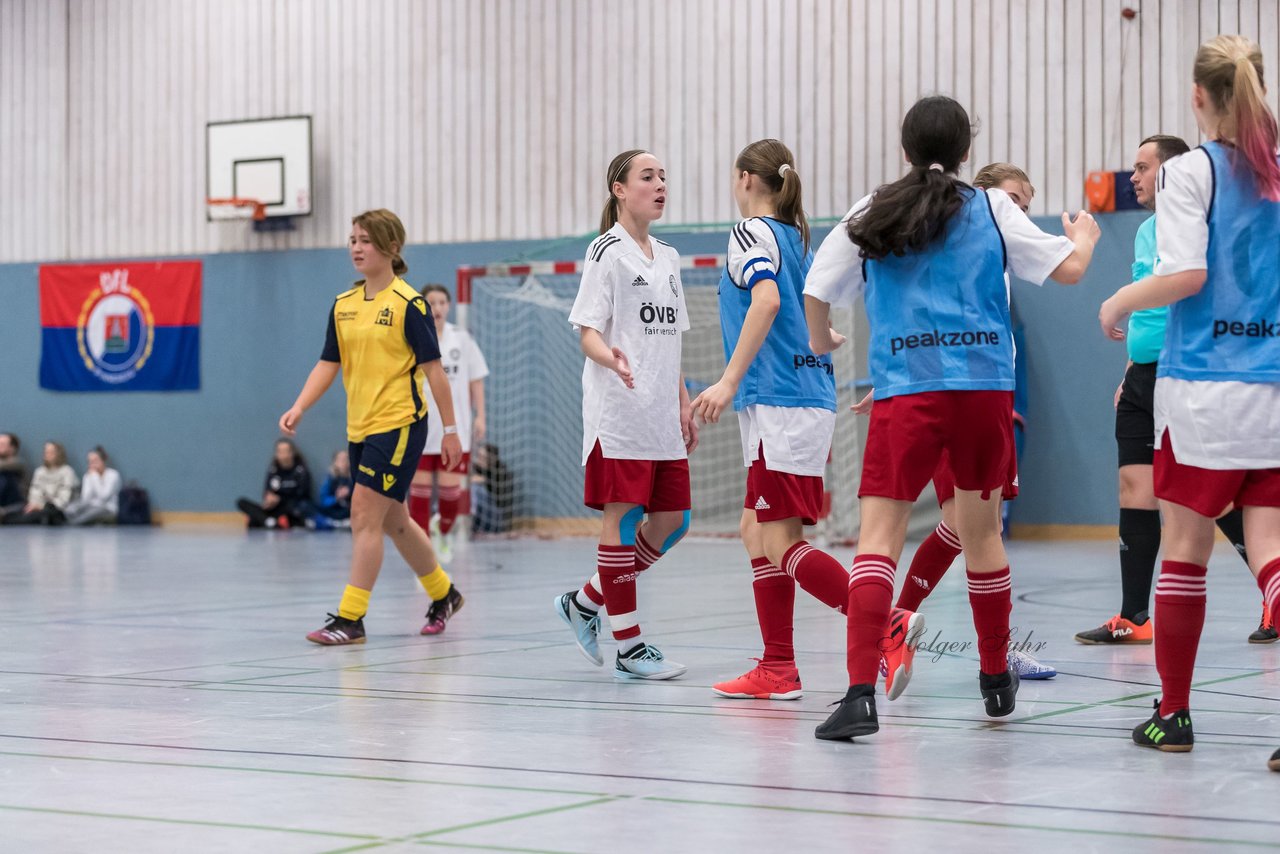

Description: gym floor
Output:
[4,528,1276,852]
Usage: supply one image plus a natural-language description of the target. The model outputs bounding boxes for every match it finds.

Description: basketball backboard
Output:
[206,116,312,222]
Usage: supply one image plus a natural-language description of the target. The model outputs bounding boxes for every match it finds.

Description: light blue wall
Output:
[0,214,1144,523]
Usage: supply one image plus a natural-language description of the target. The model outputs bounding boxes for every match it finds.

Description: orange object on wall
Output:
[1086,171,1116,212]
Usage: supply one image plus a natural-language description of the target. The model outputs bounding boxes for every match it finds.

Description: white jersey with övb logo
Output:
[569,223,690,464]
[424,322,489,454]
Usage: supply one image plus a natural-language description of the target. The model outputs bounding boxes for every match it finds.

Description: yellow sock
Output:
[337,585,371,620]
[419,566,452,601]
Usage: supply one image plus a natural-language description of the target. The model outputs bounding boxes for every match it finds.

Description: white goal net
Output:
[462,256,861,540]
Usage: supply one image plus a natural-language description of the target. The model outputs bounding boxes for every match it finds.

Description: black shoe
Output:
[1248,604,1277,644]
[815,685,878,741]
[306,613,366,645]
[421,585,465,635]
[1132,699,1194,752]
[1269,747,1279,772]
[979,668,1019,717]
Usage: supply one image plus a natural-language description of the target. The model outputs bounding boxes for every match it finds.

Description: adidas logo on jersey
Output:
[754,496,771,511]
[632,275,649,287]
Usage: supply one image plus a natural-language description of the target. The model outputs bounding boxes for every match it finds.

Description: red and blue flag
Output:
[39,261,201,391]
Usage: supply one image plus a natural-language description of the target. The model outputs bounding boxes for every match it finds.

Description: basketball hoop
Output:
[206,197,268,221]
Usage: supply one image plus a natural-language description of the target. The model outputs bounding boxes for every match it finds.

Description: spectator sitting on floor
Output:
[236,438,313,529]
[64,446,122,526]
[310,449,353,529]
[2,441,78,526]
[471,442,513,534]
[0,432,27,512]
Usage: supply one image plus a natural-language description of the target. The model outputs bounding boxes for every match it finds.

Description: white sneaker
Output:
[429,513,452,564]
[1007,649,1056,679]
[614,644,686,680]
[554,592,602,666]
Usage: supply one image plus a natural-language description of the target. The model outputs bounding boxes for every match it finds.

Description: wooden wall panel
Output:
[3,0,1279,262]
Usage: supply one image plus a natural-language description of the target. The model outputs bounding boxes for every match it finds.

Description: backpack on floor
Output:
[117,482,152,525]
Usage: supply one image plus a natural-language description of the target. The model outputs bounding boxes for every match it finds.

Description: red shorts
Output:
[860,390,1014,502]
[743,451,825,526]
[583,442,691,512]
[1154,430,1280,516]
[931,447,1019,507]
[416,452,471,475]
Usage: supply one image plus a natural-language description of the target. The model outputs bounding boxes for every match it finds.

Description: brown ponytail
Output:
[599,149,647,234]
[735,139,811,251]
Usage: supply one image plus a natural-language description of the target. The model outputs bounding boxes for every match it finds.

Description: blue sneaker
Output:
[614,643,686,680]
[554,592,602,666]
[1007,649,1056,679]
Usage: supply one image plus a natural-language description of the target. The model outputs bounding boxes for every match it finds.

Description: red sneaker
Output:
[881,608,927,701]
[713,659,803,700]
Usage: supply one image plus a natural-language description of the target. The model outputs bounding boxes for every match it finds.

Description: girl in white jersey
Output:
[554,150,699,681]
[690,139,851,701]
[408,284,489,566]
[1099,36,1280,770]
[805,97,1099,740]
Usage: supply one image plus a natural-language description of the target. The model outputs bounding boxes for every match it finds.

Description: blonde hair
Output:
[351,209,408,276]
[972,162,1034,195]
[1194,35,1280,200]
[735,139,811,252]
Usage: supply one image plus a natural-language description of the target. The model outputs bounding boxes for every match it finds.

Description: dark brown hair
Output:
[848,96,974,261]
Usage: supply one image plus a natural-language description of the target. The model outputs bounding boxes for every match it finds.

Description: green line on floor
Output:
[0,749,607,797]
[641,795,1277,847]
[0,803,378,840]
[317,798,618,854]
[1015,670,1266,723]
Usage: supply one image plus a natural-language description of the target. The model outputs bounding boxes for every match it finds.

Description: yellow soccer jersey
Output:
[321,277,441,442]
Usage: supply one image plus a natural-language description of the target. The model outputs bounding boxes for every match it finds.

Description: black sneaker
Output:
[421,585,465,635]
[979,668,1019,717]
[1248,604,1277,644]
[1132,699,1194,752]
[815,685,879,740]
[1268,747,1279,772]
[306,613,366,645]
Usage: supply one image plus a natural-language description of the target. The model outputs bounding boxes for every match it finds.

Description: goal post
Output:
[458,257,861,541]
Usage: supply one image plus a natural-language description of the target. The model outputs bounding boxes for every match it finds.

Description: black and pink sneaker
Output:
[306,613,366,645]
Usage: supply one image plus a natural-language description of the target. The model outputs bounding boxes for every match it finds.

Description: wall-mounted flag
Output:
[39,261,201,391]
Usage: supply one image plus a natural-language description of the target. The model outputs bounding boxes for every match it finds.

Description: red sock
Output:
[897,522,963,612]
[459,489,472,516]
[846,554,896,685]
[437,485,463,534]
[635,532,663,573]
[967,566,1012,675]
[751,557,795,665]
[408,482,433,531]
[1259,557,1280,623]
[781,541,847,611]
[597,544,640,643]
[1154,560,1208,716]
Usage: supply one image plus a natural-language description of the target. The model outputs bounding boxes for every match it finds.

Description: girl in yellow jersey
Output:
[280,209,466,644]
